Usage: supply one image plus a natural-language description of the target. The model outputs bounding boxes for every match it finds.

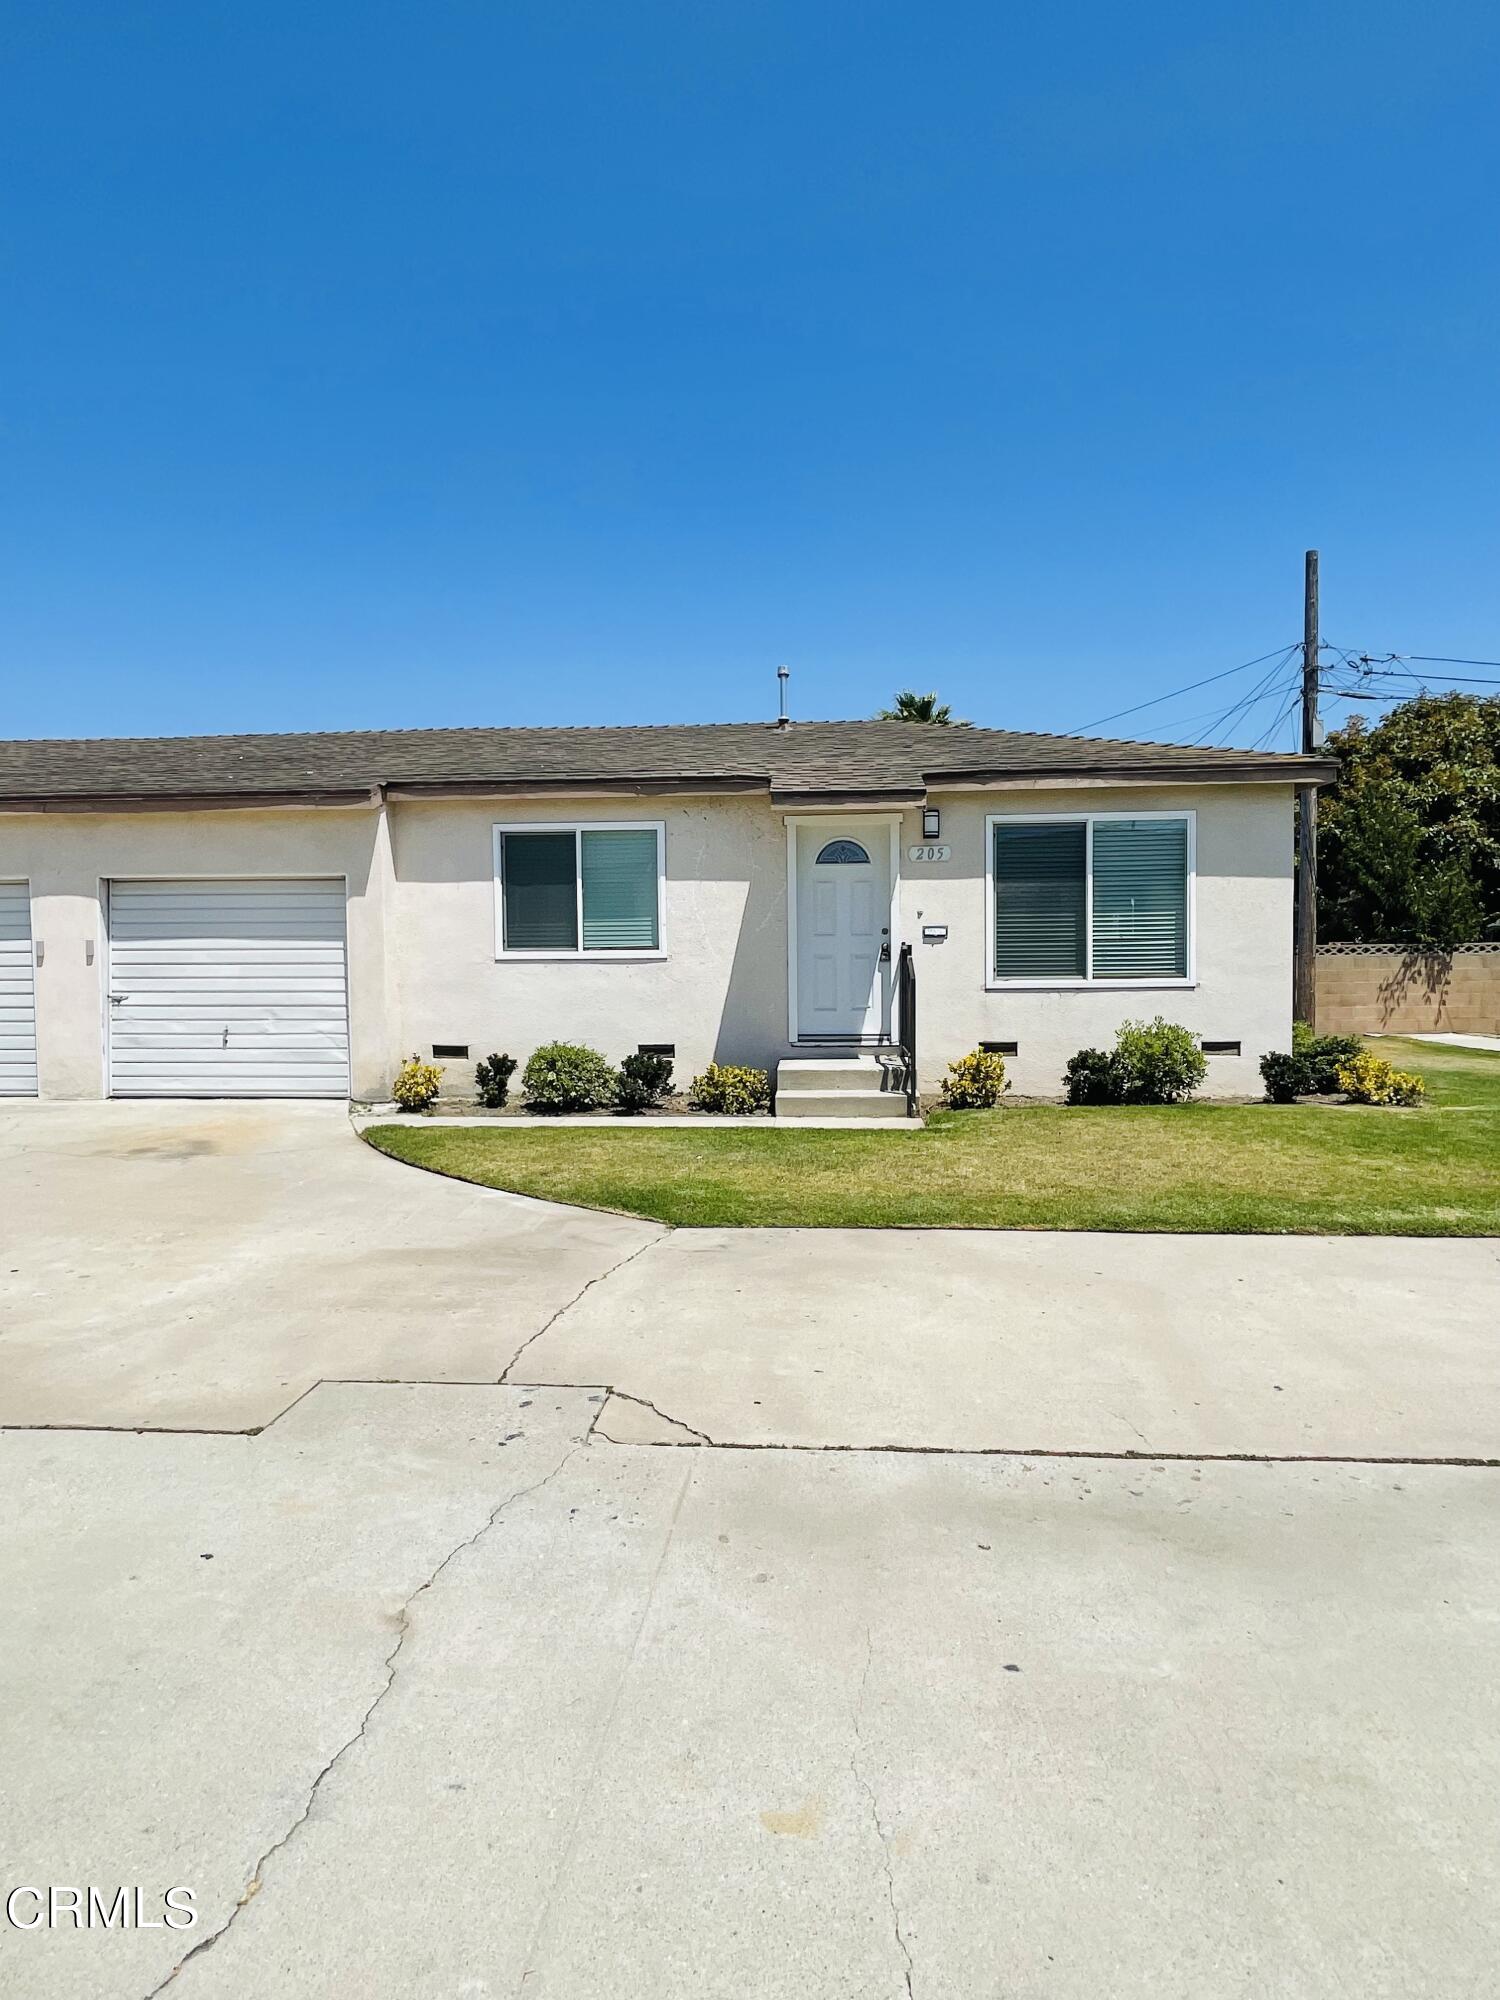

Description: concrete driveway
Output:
[0,1100,658,1430]
[2,1103,1498,1997]
[4,1100,1494,1457]
[559,1227,1500,1459]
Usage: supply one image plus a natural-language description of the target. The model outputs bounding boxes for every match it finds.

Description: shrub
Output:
[1336,1051,1426,1107]
[521,1042,618,1113]
[392,1055,444,1112]
[1263,1027,1365,1100]
[941,1049,1008,1109]
[1064,1047,1128,1106]
[1293,1021,1364,1093]
[474,1052,517,1109]
[1259,1051,1309,1103]
[689,1062,770,1114]
[616,1051,674,1115]
[1112,1017,1207,1105]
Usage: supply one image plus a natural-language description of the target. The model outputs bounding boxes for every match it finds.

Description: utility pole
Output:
[1293,549,1320,1027]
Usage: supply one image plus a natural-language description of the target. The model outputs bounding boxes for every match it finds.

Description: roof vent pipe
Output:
[776,664,790,728]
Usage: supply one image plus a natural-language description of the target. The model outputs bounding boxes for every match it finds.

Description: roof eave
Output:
[769,786,927,809]
[0,786,378,815]
[925,757,1340,790]
[383,773,767,802]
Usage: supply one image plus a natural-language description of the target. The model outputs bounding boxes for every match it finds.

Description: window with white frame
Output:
[494,823,664,955]
[988,813,1192,983]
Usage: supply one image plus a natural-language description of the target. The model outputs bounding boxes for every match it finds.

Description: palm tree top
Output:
[875,689,969,726]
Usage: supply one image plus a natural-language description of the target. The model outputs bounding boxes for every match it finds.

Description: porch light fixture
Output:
[922,807,941,838]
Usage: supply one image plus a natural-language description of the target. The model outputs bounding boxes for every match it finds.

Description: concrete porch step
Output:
[775,1055,903,1095]
[774,1052,912,1122]
[775,1088,910,1121]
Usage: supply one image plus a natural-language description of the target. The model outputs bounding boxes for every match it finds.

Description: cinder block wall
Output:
[1316,948,1500,1035]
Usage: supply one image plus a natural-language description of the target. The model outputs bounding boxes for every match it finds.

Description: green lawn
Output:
[361,1038,1500,1235]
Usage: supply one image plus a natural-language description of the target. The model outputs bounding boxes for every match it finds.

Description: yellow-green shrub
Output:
[690,1063,771,1114]
[941,1048,1008,1109]
[392,1055,444,1111]
[1336,1051,1425,1107]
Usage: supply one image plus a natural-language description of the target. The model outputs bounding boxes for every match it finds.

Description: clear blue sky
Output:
[4,2,1498,748]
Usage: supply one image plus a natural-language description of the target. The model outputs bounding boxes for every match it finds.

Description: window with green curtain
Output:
[993,822,1087,978]
[501,832,578,950]
[1091,818,1188,978]
[580,828,659,949]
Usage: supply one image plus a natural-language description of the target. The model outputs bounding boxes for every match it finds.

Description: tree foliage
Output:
[1319,693,1500,948]
[876,689,968,725]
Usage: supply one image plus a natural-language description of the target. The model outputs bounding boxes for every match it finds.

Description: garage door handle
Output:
[108,992,129,1005]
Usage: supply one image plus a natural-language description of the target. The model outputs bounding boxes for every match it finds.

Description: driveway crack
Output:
[513,1462,694,1992]
[850,1631,915,1999]
[1112,1411,1152,1450]
[600,1388,715,1445]
[143,1439,585,1996]
[499,1234,664,1382]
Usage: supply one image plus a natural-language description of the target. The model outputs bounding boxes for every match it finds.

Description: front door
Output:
[793,820,892,1042]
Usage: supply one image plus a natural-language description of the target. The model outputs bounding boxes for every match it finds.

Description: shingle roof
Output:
[0,719,1336,809]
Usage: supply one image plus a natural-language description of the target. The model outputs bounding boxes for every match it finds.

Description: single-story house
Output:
[0,718,1335,1106]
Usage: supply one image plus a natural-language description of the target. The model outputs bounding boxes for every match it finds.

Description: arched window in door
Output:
[815,839,870,865]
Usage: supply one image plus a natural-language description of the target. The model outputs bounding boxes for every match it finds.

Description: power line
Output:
[1067,639,1499,746]
[1195,654,1302,748]
[1335,670,1500,689]
[1248,683,1305,752]
[1368,670,1500,687]
[1320,645,1500,689]
[1065,645,1296,735]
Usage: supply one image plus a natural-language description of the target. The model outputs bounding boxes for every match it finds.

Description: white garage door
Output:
[107,878,350,1098]
[0,883,39,1096]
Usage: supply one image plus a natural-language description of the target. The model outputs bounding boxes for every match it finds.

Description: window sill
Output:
[495,951,668,963]
[985,977,1198,992]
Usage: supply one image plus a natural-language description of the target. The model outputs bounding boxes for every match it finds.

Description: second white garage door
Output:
[107,878,350,1097]
[0,883,39,1096]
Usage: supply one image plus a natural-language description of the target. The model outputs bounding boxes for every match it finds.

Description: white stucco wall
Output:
[388,793,790,1091]
[1,780,1293,1102]
[894,784,1294,1096]
[0,807,394,1099]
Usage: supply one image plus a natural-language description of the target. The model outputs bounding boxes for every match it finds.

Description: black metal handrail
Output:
[895,942,918,1116]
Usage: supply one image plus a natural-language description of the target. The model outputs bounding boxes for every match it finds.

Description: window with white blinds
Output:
[1091,818,1188,978]
[992,823,1087,979]
[495,823,664,955]
[989,814,1192,982]
[581,829,660,949]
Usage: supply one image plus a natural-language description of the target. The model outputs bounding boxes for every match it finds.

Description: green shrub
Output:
[474,1052,517,1109]
[1259,1051,1309,1103]
[689,1063,770,1114]
[941,1048,1008,1109]
[1337,1051,1426,1107]
[616,1051,674,1115]
[1112,1017,1207,1105]
[392,1055,444,1111]
[1293,1022,1364,1093]
[521,1042,618,1113]
[1064,1047,1128,1106]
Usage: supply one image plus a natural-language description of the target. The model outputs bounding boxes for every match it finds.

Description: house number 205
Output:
[906,843,951,862]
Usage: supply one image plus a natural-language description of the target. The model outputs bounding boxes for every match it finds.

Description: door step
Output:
[775,1054,913,1123]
